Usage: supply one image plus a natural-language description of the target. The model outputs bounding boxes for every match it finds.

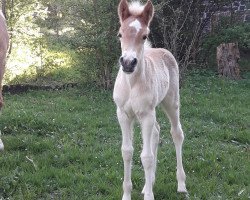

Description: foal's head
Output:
[118,0,154,74]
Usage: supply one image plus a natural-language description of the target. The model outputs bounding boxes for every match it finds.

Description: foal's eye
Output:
[143,35,148,40]
[117,33,122,38]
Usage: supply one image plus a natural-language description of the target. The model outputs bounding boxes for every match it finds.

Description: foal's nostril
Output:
[131,58,137,66]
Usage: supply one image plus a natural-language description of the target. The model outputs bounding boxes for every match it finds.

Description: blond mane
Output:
[128,1,145,16]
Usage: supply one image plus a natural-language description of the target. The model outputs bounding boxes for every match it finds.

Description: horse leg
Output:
[142,121,159,195]
[0,138,4,151]
[139,110,156,200]
[152,121,160,185]
[162,100,187,193]
[0,55,6,110]
[0,94,3,110]
[117,108,134,200]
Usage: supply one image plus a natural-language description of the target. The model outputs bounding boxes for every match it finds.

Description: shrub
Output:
[201,23,250,67]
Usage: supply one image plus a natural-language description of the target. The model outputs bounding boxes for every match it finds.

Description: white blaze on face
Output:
[129,19,142,34]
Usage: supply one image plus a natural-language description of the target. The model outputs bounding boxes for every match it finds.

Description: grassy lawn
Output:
[0,71,249,199]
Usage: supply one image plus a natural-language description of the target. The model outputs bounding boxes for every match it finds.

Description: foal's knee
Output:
[122,146,133,161]
[141,154,154,170]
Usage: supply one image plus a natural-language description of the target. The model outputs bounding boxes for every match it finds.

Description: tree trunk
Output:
[217,43,241,80]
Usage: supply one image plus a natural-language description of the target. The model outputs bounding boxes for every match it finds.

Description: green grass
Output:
[0,71,249,199]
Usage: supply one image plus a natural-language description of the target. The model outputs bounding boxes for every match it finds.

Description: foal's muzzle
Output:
[120,57,138,74]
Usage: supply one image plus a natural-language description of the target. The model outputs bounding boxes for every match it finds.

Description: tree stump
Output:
[217,43,241,80]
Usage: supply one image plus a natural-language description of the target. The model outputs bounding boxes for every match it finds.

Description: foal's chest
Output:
[114,85,155,118]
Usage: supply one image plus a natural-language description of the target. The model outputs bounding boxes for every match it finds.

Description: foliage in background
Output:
[4,0,119,89]
[202,23,250,68]
[3,0,68,84]
[61,0,120,89]
[150,0,234,78]
[2,0,250,87]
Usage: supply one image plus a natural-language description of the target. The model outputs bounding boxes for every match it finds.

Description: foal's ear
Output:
[141,0,154,25]
[118,0,131,23]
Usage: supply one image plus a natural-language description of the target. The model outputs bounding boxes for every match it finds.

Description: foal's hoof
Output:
[122,194,131,200]
[177,182,187,193]
[144,193,154,200]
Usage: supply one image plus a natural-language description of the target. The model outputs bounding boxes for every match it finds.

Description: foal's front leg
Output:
[117,108,134,200]
[139,110,156,200]
[142,121,160,195]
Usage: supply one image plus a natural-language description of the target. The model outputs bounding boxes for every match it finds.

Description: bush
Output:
[201,23,250,68]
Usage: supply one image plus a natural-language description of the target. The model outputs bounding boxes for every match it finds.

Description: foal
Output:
[113,0,187,199]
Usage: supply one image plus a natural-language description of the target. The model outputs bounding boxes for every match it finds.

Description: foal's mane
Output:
[128,1,145,16]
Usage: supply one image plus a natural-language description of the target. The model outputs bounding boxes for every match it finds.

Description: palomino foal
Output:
[0,11,9,151]
[113,0,187,199]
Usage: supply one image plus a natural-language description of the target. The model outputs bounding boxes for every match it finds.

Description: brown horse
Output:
[113,1,187,199]
[0,11,9,150]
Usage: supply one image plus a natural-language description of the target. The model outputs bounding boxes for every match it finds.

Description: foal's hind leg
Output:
[162,100,187,193]
[0,58,5,110]
[152,122,160,184]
